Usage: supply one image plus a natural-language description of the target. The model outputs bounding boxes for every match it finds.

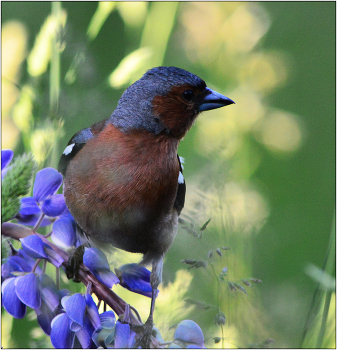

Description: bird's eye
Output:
[182,90,194,101]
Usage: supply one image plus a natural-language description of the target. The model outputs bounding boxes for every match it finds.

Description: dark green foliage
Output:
[1,153,36,222]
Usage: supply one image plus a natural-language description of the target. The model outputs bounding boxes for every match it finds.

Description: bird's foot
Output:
[132,317,155,349]
[65,245,85,282]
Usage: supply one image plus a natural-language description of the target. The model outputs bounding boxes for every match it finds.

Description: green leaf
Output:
[200,218,211,231]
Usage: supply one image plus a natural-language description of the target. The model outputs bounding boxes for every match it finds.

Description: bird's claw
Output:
[132,317,154,349]
[65,245,85,282]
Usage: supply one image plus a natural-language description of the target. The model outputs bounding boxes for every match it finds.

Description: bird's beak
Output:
[199,87,235,112]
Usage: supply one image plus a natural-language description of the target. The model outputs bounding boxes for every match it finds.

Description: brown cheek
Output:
[153,95,195,138]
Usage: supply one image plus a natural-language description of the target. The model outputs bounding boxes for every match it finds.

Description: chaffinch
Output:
[58,66,234,345]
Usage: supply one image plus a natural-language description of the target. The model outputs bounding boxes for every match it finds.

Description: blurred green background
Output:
[1,2,335,348]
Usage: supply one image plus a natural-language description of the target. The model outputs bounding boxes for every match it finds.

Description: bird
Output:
[58,66,234,346]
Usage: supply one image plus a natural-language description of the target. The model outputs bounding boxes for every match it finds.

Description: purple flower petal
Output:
[1,149,13,171]
[2,277,27,318]
[127,329,137,348]
[42,194,67,217]
[1,256,30,279]
[44,246,64,268]
[36,298,55,335]
[115,321,131,349]
[39,274,61,312]
[84,294,101,330]
[15,273,41,309]
[186,345,203,348]
[120,263,151,282]
[20,235,48,259]
[16,249,43,274]
[118,263,154,298]
[61,293,86,327]
[99,310,116,329]
[83,248,119,288]
[83,247,110,271]
[92,311,116,348]
[92,328,115,348]
[19,197,41,216]
[2,253,43,279]
[33,168,63,203]
[70,320,82,332]
[174,320,204,348]
[95,270,120,289]
[1,262,11,279]
[52,215,77,248]
[16,213,52,227]
[76,315,94,349]
[51,313,75,348]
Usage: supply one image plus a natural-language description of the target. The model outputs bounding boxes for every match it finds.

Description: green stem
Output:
[49,1,64,168]
[316,290,333,348]
[50,1,61,118]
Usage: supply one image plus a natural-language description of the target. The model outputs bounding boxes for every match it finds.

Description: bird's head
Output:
[110,66,234,139]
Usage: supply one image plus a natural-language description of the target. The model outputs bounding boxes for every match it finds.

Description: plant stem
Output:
[33,212,46,232]
[32,259,42,272]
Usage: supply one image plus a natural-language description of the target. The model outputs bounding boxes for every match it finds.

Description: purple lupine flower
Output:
[92,311,116,348]
[83,248,119,288]
[114,321,137,348]
[51,215,77,249]
[17,167,66,227]
[39,273,63,312]
[16,197,52,227]
[20,235,64,267]
[173,320,205,348]
[84,293,101,330]
[15,273,41,309]
[1,248,42,280]
[36,274,65,335]
[50,313,75,348]
[116,263,158,298]
[51,293,110,349]
[1,149,14,179]
[61,293,87,329]
[75,314,95,348]
[36,299,56,335]
[1,253,39,280]
[2,277,27,318]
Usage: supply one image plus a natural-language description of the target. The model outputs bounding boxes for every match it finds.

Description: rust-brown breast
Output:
[63,123,180,249]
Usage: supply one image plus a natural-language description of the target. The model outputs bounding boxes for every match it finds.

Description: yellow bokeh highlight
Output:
[1,21,28,149]
[195,89,266,158]
[259,110,303,153]
[239,51,288,91]
[108,47,153,89]
[1,311,13,348]
[140,1,179,67]
[221,3,271,54]
[12,84,35,134]
[30,121,63,164]
[27,9,67,77]
[117,2,148,28]
[87,2,116,41]
[212,323,239,348]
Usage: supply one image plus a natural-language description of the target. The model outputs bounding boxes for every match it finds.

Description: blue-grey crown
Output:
[109,67,205,134]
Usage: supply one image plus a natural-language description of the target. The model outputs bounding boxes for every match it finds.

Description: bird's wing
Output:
[58,119,108,176]
[173,155,186,215]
